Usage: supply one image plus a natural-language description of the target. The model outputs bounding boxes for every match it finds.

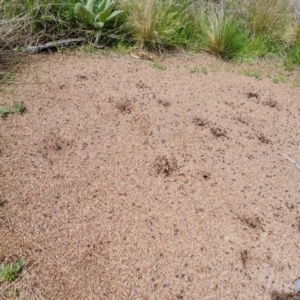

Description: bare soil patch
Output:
[1,52,300,299]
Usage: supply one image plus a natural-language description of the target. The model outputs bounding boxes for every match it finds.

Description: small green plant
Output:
[153,63,167,70]
[0,101,25,117]
[241,69,261,80]
[0,107,12,118]
[58,45,66,53]
[0,259,24,282]
[2,71,16,83]
[201,67,208,75]
[11,288,19,297]
[80,43,98,54]
[293,78,300,88]
[74,0,123,29]
[272,74,286,83]
[253,70,261,80]
[189,66,199,73]
[13,101,25,114]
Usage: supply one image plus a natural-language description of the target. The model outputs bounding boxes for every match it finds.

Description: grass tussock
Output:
[197,6,248,59]
[120,0,194,50]
[248,0,293,44]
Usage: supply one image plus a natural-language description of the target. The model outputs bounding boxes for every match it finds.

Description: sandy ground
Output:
[1,51,300,300]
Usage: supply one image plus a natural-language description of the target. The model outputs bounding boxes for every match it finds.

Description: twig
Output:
[280,152,300,171]
[23,38,85,54]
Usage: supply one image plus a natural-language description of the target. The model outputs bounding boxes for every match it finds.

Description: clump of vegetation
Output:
[0,101,25,118]
[285,45,300,69]
[248,0,293,44]
[120,0,197,49]
[0,259,24,282]
[0,0,299,67]
[74,0,123,29]
[0,107,12,118]
[196,7,248,59]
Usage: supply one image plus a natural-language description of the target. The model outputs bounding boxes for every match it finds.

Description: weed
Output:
[201,67,208,75]
[253,70,262,80]
[81,43,98,54]
[0,101,25,117]
[293,78,300,88]
[111,40,135,55]
[153,63,166,70]
[13,101,25,114]
[58,45,66,53]
[0,258,24,282]
[0,107,12,117]
[272,74,286,84]
[11,288,19,297]
[241,69,261,80]
[2,71,16,83]
[189,66,199,73]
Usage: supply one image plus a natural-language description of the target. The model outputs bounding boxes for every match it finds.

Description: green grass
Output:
[1,0,78,34]
[248,0,293,44]
[119,0,195,50]
[196,8,249,60]
[189,66,208,75]
[284,45,300,70]
[2,71,16,83]
[0,107,12,117]
[13,100,25,114]
[0,101,25,117]
[201,67,208,75]
[153,62,167,70]
[0,0,300,77]
[240,69,262,80]
[272,74,286,83]
[0,259,24,282]
[189,66,199,73]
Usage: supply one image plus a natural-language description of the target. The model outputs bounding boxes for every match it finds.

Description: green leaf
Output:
[74,3,95,26]
[0,259,24,282]
[106,10,123,22]
[85,0,95,12]
[97,2,114,22]
[95,0,108,15]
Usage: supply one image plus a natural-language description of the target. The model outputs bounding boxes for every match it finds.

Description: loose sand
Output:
[1,51,300,300]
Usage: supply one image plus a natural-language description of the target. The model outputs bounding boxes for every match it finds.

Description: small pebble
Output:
[295,279,300,293]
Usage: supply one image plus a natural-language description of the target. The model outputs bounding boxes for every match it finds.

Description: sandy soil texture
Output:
[1,52,300,300]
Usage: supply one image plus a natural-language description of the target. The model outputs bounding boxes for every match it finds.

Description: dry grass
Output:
[120,0,193,49]
[248,0,293,43]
